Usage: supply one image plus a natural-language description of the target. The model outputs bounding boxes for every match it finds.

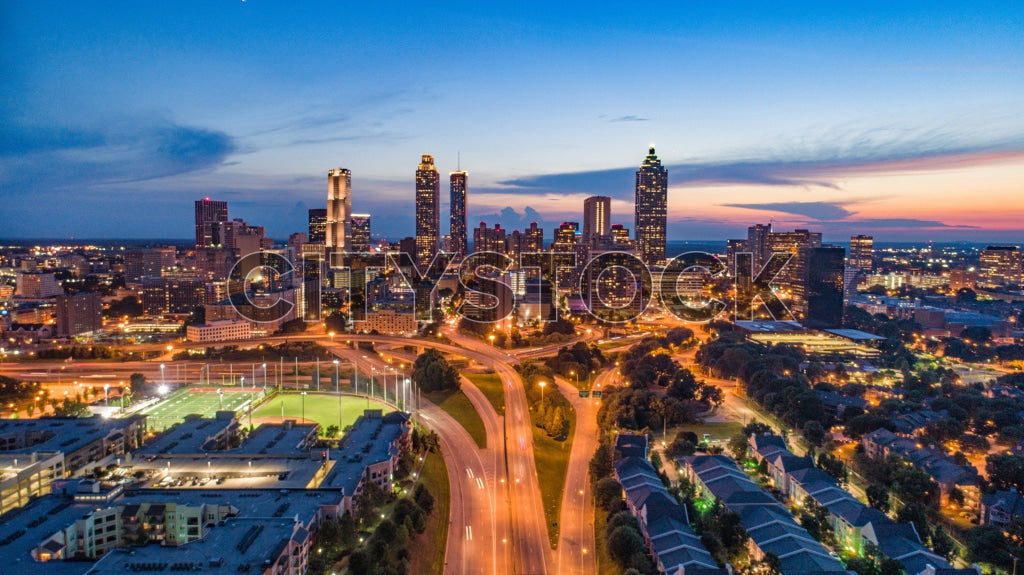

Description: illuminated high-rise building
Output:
[326,168,352,250]
[765,229,821,321]
[350,214,372,252]
[634,147,668,265]
[308,209,327,244]
[524,222,544,253]
[415,155,440,267]
[849,235,874,271]
[552,222,580,253]
[979,246,1023,287]
[194,198,228,248]
[583,196,611,247]
[450,171,468,257]
[746,223,772,272]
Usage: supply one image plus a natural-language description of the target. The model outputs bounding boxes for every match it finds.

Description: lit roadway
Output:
[445,326,551,575]
[550,371,603,575]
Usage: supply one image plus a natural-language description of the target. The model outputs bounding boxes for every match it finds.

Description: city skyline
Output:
[2,2,1023,242]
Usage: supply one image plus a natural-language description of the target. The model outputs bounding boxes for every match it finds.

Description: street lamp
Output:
[538,381,546,411]
[489,334,495,347]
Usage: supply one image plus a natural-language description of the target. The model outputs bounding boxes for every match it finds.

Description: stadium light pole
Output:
[103,384,109,407]
[261,363,267,391]
[160,364,165,386]
[301,391,307,423]
[333,359,340,393]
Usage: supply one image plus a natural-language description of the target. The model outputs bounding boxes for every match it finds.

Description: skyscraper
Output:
[56,292,103,338]
[450,170,468,257]
[849,235,874,271]
[524,222,544,253]
[746,223,772,272]
[326,168,352,250]
[350,214,372,252]
[415,155,440,267]
[583,195,611,247]
[308,208,327,244]
[765,229,821,320]
[194,198,228,248]
[805,246,846,328]
[634,147,668,266]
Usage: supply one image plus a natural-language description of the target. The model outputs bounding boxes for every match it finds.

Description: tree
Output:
[130,373,147,387]
[930,527,955,560]
[728,432,750,460]
[412,348,460,393]
[966,525,1013,568]
[414,483,435,514]
[590,443,615,482]
[802,420,826,447]
[278,318,308,334]
[607,525,645,567]
[594,477,623,511]
[866,484,890,512]
[986,453,1024,492]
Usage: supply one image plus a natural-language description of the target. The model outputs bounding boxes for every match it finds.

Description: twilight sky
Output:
[2,1,1023,243]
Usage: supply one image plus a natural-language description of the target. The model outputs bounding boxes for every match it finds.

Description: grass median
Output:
[463,372,505,413]
[424,388,488,449]
[528,404,575,548]
[408,450,450,575]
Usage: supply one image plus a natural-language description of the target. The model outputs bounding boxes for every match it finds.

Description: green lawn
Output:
[407,450,450,575]
[423,389,488,449]
[594,506,618,575]
[663,421,744,443]
[142,386,264,431]
[250,392,392,430]
[528,404,575,548]
[463,372,505,413]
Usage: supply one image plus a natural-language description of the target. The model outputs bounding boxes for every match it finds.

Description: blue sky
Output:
[2,1,1023,242]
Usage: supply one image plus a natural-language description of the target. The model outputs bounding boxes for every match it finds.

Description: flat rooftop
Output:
[86,517,303,575]
[0,488,342,575]
[135,415,235,455]
[0,416,141,456]
[229,421,317,456]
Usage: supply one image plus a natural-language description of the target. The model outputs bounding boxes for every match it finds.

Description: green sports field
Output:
[142,386,265,431]
[250,392,394,430]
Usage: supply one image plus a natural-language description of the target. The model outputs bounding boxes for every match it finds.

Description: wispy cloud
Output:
[608,115,650,123]
[495,124,1024,198]
[720,201,855,220]
[0,116,236,193]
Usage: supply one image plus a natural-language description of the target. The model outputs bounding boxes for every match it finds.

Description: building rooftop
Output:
[320,410,409,495]
[135,413,236,456]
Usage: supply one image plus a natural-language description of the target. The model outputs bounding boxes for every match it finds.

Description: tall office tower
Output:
[765,229,821,321]
[141,277,206,315]
[849,235,874,271]
[583,195,611,247]
[450,171,468,257]
[194,198,228,248]
[506,230,524,262]
[350,214,372,252]
[746,223,772,272]
[326,168,352,250]
[524,222,544,252]
[634,147,668,266]
[415,155,440,267]
[805,246,846,328]
[979,246,1023,287]
[472,222,507,255]
[55,292,103,338]
[552,222,580,253]
[308,209,327,244]
[124,247,176,283]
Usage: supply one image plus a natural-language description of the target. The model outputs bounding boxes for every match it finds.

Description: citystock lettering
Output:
[227,249,796,325]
